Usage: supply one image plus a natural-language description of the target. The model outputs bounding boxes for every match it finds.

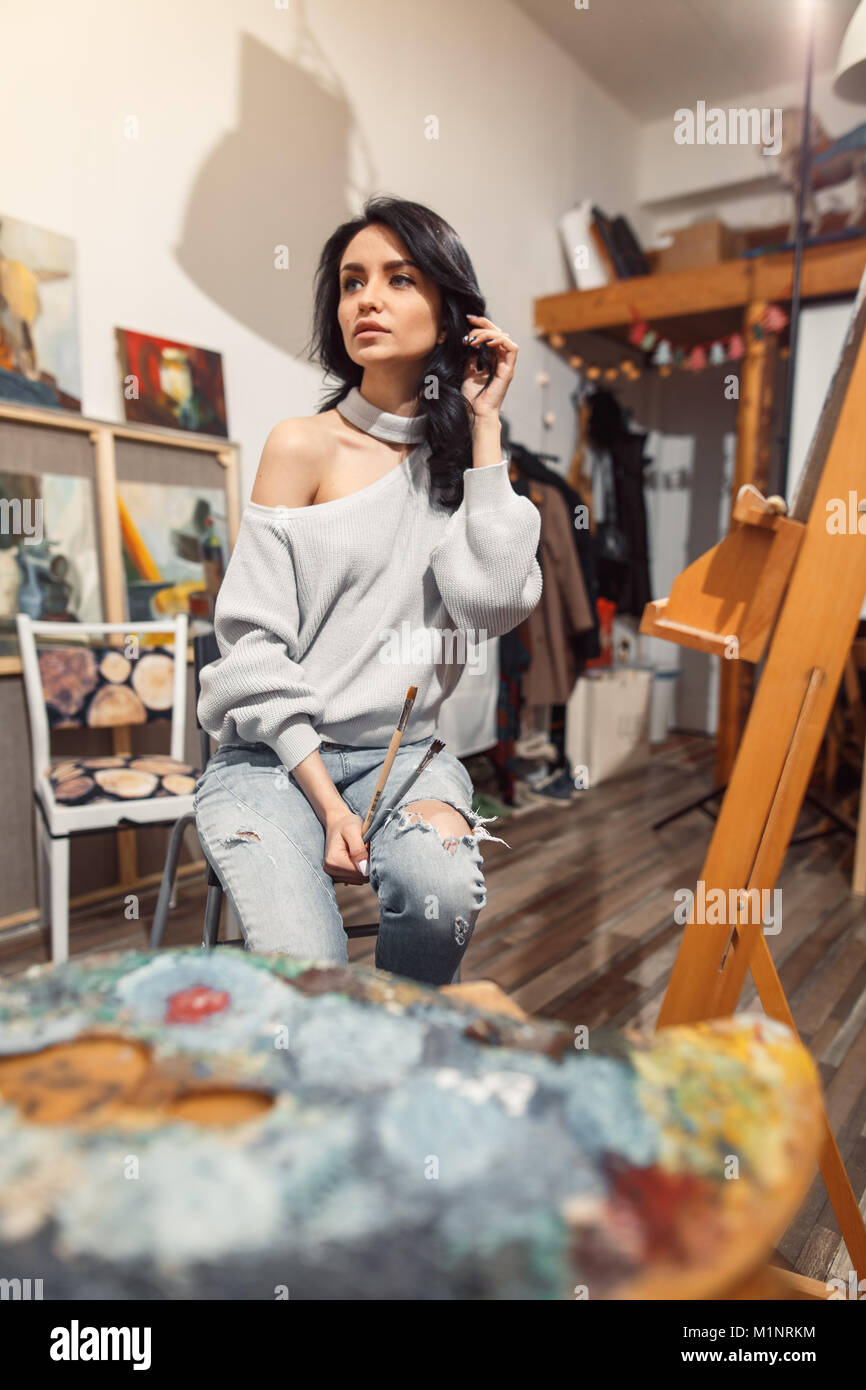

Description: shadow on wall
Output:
[174,4,377,360]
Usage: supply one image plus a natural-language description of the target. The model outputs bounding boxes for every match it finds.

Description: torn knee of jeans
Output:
[387,805,470,852]
[386,805,510,851]
[220,827,279,869]
[222,828,261,844]
[467,811,511,848]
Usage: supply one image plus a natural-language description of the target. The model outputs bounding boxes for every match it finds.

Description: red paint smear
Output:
[605,1159,719,1262]
[165,985,231,1024]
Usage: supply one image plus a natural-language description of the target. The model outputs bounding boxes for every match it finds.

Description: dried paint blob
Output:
[53,1134,287,1267]
[438,1191,578,1296]
[375,1076,518,1189]
[289,994,425,1093]
[0,1036,152,1127]
[0,1010,90,1058]
[165,985,230,1024]
[561,1056,659,1168]
[440,1117,606,1256]
[112,954,303,1054]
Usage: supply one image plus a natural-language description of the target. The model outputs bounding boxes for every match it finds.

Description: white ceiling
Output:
[514,0,860,121]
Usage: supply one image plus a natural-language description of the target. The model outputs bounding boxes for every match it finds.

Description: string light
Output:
[652,339,673,367]
[542,302,789,379]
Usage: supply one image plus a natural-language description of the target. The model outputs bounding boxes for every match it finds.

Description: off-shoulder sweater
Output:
[197,441,543,771]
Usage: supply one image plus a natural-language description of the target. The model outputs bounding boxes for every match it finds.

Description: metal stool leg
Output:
[202,860,224,948]
[150,812,195,948]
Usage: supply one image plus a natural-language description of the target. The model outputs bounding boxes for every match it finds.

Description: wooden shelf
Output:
[534,235,866,347]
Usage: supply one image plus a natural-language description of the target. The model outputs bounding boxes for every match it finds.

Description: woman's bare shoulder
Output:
[251,413,336,509]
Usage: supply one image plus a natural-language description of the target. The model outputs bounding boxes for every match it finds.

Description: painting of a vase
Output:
[115,328,228,437]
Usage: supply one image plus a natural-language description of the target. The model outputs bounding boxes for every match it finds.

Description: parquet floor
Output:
[2,732,864,1284]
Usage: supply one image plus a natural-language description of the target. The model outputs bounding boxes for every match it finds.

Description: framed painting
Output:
[0,214,82,411]
[0,454,103,660]
[116,478,229,627]
[115,329,229,438]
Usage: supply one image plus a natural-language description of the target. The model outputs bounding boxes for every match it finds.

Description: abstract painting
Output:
[117,479,228,624]
[115,328,228,437]
[0,213,82,410]
[0,470,101,657]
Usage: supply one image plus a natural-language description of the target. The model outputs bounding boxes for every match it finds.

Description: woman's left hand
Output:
[461,314,518,418]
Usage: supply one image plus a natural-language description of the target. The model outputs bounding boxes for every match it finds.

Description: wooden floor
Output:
[2,731,864,1286]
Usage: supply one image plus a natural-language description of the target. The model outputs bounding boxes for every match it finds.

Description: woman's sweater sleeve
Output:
[196,511,324,772]
[429,460,543,638]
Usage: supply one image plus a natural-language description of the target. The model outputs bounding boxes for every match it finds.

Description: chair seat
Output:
[44,753,200,807]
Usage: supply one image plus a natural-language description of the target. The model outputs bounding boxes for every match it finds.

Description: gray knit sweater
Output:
[197,442,543,771]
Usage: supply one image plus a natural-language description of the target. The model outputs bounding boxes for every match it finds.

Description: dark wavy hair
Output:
[306,195,496,512]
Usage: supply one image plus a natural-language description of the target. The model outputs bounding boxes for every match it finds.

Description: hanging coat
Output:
[522,483,596,706]
[597,429,653,620]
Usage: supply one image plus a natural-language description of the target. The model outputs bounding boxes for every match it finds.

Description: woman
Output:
[195,195,542,985]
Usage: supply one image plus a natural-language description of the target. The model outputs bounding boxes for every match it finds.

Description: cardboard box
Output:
[654,219,747,273]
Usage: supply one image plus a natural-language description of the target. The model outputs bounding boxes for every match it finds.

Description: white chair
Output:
[16,613,196,965]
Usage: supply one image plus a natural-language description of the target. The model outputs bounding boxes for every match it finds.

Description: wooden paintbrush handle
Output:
[361,727,403,835]
[360,686,418,835]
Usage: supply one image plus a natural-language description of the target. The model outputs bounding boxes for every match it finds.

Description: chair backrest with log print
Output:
[16,615,189,801]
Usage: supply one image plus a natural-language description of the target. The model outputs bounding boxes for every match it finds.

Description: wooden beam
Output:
[0,399,240,455]
[715,302,777,786]
[753,237,866,303]
[535,260,752,335]
[91,426,137,887]
[534,236,866,339]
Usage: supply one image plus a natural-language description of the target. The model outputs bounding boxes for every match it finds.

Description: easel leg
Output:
[852,717,866,895]
[745,931,866,1276]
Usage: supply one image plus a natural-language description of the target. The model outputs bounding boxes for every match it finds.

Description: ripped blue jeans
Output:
[192,738,508,986]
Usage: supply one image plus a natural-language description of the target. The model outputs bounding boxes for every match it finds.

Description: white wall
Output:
[636,69,865,241]
[2,0,644,496]
[788,299,855,500]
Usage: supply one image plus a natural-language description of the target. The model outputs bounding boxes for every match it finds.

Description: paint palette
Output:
[0,948,822,1299]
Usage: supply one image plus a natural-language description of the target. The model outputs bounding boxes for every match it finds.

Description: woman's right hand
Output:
[323,807,369,885]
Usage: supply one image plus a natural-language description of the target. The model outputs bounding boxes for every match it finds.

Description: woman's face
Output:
[337,222,443,370]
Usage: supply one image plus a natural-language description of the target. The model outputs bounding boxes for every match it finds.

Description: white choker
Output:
[336,386,427,443]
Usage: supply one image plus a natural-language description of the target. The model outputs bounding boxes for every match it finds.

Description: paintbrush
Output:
[360,685,418,837]
[362,738,446,844]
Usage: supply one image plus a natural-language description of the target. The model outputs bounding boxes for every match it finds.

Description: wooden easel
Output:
[641,266,866,1278]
